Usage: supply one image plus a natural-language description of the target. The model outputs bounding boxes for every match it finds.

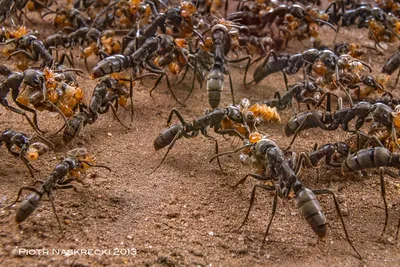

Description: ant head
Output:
[18,34,36,47]
[211,23,228,35]
[252,138,276,157]
[336,142,350,156]
[293,180,303,194]
[305,80,318,91]
[227,105,243,122]
[361,75,377,87]
[319,50,337,69]
[165,8,182,27]
[158,34,175,48]
[371,7,386,22]
[290,5,306,19]
[374,104,393,127]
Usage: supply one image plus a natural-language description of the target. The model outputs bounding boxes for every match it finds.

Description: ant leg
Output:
[393,68,400,91]
[229,55,251,90]
[312,189,362,260]
[46,100,69,127]
[79,46,90,74]
[161,72,186,107]
[175,64,190,86]
[293,152,316,176]
[315,18,337,32]
[129,77,134,122]
[145,63,186,106]
[209,142,252,163]
[239,184,275,231]
[285,113,329,151]
[59,52,75,68]
[183,58,197,102]
[271,51,289,91]
[8,50,37,61]
[247,50,275,85]
[368,26,386,51]
[11,87,45,133]
[206,135,225,173]
[228,71,235,105]
[166,108,190,127]
[3,97,43,134]
[313,91,340,110]
[338,82,354,107]
[233,172,271,188]
[7,187,41,209]
[51,123,67,137]
[148,74,163,98]
[216,129,245,141]
[79,161,112,172]
[84,54,90,74]
[334,21,341,46]
[355,131,384,150]
[98,50,110,60]
[47,191,64,239]
[109,104,131,129]
[379,167,389,238]
[54,184,78,192]
[324,2,336,24]
[19,155,36,178]
[262,191,278,247]
[153,131,183,172]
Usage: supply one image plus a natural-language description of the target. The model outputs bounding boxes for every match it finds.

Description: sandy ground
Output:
[1,2,400,266]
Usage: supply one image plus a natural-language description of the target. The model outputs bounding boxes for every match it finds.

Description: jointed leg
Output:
[47,191,63,238]
[11,88,45,133]
[233,172,272,188]
[313,189,362,259]
[379,167,389,238]
[166,108,190,127]
[153,130,183,172]
[130,77,134,122]
[203,133,225,174]
[7,187,41,209]
[239,184,276,231]
[228,71,235,105]
[285,113,329,151]
[229,55,251,90]
[262,191,278,246]
[146,63,186,106]
[109,104,131,129]
[209,144,252,163]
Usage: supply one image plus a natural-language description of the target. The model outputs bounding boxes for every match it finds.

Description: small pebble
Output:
[107,132,112,136]
[127,235,133,240]
[208,231,214,236]
[341,208,349,217]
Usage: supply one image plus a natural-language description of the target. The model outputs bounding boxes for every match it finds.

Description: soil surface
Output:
[1,1,400,267]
